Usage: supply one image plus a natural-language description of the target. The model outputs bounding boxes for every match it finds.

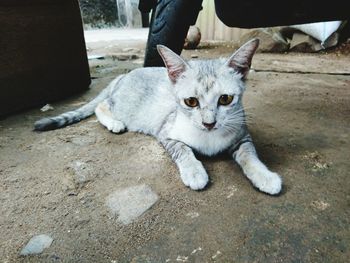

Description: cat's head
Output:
[157,39,259,133]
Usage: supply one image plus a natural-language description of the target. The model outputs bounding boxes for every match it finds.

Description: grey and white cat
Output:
[35,39,282,195]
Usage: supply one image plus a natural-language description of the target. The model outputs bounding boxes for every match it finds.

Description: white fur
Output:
[176,153,209,190]
[95,101,126,133]
[234,142,282,194]
[168,111,236,156]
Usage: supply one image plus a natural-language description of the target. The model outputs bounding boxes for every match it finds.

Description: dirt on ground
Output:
[0,38,349,263]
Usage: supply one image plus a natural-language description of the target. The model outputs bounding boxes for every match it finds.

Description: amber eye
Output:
[218,95,234,106]
[184,97,199,107]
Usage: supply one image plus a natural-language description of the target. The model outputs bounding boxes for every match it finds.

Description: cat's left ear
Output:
[224,38,259,79]
[157,45,189,83]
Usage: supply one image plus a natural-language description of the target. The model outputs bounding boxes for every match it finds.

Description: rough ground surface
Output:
[0,36,349,262]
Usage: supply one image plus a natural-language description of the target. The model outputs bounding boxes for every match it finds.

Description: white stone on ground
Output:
[20,234,53,256]
[106,184,158,225]
[69,160,96,186]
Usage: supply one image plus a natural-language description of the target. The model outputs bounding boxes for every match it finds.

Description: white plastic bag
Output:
[290,21,342,46]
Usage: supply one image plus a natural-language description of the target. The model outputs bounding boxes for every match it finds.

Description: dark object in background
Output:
[141,0,350,67]
[79,0,118,28]
[141,0,202,67]
[215,0,349,28]
[0,0,91,117]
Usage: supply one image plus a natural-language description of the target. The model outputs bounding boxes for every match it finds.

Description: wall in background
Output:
[195,0,251,42]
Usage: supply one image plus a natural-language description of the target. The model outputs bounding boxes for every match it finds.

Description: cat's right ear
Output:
[157,45,188,83]
[224,38,259,79]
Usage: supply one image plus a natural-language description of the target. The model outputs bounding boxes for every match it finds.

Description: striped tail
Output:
[34,76,123,131]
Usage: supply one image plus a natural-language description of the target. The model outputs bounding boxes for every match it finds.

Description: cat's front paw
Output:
[179,161,209,190]
[253,171,282,195]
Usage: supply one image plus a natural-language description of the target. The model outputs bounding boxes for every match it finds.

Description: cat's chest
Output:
[167,115,235,156]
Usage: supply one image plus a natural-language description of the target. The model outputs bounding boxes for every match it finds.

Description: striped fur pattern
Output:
[34,39,282,195]
[34,76,123,131]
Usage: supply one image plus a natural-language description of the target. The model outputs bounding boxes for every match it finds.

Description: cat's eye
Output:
[184,97,199,107]
[218,95,234,106]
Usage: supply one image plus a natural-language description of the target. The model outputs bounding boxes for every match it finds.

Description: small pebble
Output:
[40,104,54,112]
[186,212,199,218]
[212,250,222,259]
[176,255,188,262]
[311,200,330,211]
[88,54,105,60]
[122,47,140,53]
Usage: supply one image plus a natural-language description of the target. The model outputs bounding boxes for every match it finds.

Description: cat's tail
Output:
[34,75,123,131]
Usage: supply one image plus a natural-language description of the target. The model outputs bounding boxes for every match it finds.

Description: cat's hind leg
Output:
[230,136,282,195]
[95,100,126,133]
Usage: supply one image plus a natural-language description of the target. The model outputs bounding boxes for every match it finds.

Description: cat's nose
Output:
[202,121,216,130]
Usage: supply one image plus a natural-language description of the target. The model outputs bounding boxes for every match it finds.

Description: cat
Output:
[34,38,282,195]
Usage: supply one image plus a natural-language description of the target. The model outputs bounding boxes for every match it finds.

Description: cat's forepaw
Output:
[179,161,209,190]
[253,171,282,195]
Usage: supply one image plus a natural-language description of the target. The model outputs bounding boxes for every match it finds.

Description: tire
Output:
[143,0,202,67]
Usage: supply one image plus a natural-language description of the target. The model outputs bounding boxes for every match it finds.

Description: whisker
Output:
[243,111,255,118]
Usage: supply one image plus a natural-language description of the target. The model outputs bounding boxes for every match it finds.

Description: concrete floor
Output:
[0,33,349,262]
